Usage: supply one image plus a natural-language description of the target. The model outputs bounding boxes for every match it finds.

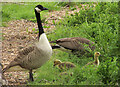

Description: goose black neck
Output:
[35,10,44,38]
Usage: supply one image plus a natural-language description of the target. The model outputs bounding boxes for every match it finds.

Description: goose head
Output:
[53,59,62,66]
[94,52,100,58]
[35,5,48,13]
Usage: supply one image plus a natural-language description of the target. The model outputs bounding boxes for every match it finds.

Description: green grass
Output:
[1,2,61,26]
[1,2,119,85]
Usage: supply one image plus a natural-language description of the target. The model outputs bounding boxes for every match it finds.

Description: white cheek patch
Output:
[35,7,41,13]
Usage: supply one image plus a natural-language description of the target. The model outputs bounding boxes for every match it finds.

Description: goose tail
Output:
[3,66,27,72]
[2,61,26,73]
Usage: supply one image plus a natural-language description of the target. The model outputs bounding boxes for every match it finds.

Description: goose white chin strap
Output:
[35,7,41,13]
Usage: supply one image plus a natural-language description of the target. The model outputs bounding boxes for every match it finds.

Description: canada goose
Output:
[50,37,95,56]
[86,52,100,66]
[53,59,76,70]
[2,5,52,82]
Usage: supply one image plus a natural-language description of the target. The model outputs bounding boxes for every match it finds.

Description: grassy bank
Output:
[2,2,119,85]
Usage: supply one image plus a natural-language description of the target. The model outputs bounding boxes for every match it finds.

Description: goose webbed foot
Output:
[29,70,34,82]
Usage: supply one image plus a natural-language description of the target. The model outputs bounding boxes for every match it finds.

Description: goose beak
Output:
[42,7,48,10]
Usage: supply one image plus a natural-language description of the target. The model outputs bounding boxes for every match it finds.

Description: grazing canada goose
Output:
[53,59,76,70]
[50,37,95,56]
[86,52,100,66]
[2,5,52,82]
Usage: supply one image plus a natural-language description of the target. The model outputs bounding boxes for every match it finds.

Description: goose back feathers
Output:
[51,37,95,56]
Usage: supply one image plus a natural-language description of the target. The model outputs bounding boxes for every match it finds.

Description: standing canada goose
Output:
[2,5,52,82]
[50,37,95,56]
[86,52,100,66]
[53,59,76,70]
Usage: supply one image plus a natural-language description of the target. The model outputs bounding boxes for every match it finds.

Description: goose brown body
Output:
[3,44,51,72]
[51,37,95,56]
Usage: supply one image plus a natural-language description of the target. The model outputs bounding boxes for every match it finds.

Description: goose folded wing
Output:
[74,37,95,50]
[55,38,84,50]
[14,46,35,61]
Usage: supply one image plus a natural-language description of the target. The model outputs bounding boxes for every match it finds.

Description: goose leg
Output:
[29,69,34,82]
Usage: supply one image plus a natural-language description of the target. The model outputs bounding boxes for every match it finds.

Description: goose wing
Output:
[14,46,35,62]
[18,46,35,56]
[51,37,95,51]
[51,38,85,50]
[2,46,35,72]
[73,37,95,51]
